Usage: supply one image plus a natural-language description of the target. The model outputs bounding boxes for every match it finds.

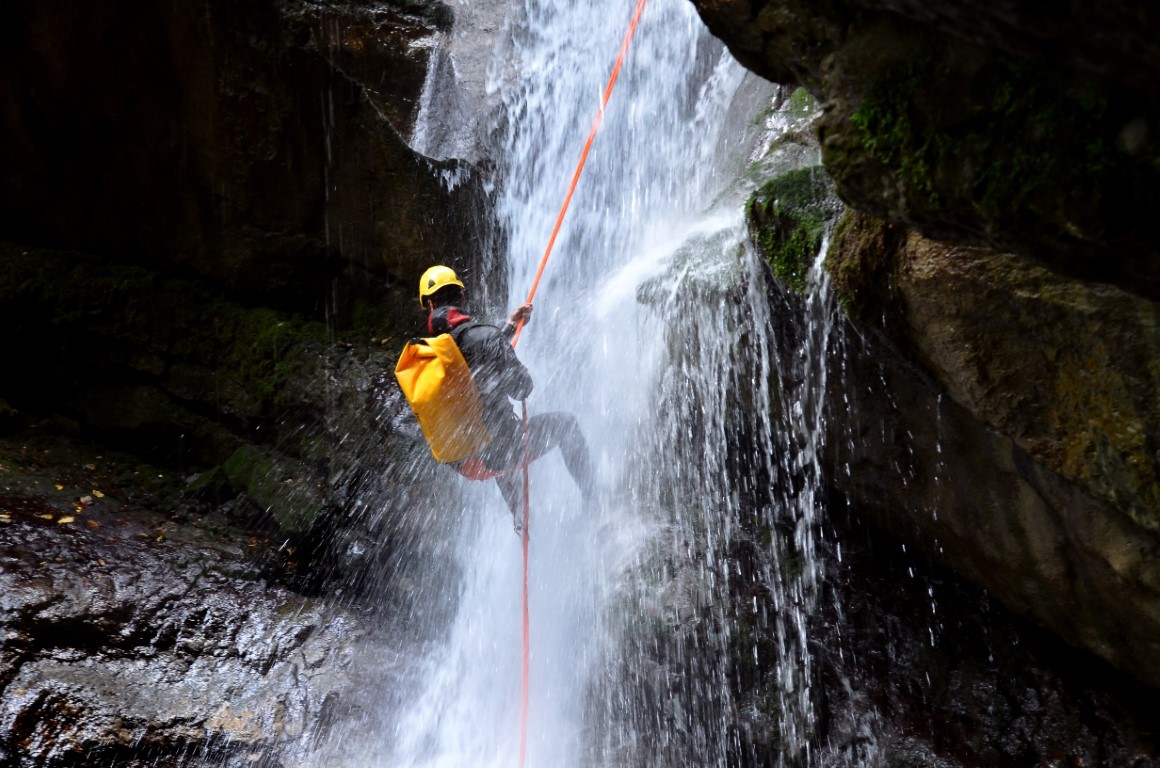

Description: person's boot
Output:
[511,506,526,537]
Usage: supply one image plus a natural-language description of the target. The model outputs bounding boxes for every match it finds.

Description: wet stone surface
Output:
[812,510,1160,768]
[0,436,371,767]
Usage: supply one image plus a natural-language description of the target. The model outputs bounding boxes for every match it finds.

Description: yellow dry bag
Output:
[395,332,492,463]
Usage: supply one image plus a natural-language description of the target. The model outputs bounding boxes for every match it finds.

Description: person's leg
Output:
[495,472,524,531]
[524,411,596,498]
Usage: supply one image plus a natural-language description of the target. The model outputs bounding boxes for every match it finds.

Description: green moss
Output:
[746,166,842,294]
[222,445,323,534]
[787,86,818,118]
[826,209,886,317]
[847,50,941,204]
[228,307,327,408]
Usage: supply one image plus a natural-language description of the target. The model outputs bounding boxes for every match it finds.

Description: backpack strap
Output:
[405,321,475,348]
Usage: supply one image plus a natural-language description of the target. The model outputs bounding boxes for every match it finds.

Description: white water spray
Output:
[319,1,833,766]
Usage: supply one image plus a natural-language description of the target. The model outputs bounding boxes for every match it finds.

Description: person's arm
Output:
[463,324,534,401]
[489,332,533,400]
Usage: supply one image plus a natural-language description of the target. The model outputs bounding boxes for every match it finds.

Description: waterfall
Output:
[311,1,832,766]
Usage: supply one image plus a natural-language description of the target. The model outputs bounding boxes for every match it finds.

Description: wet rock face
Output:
[823,211,1160,688]
[690,0,1160,300]
[813,511,1160,768]
[0,502,362,767]
[692,0,1160,102]
[0,423,443,766]
[0,0,491,564]
[288,0,454,134]
[0,0,482,306]
[712,0,1160,693]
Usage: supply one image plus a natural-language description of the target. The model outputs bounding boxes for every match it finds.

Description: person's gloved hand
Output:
[508,303,533,327]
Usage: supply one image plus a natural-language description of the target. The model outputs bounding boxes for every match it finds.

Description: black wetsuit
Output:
[428,305,595,513]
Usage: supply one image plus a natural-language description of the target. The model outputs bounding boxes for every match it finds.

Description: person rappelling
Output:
[397,2,645,758]
[395,265,596,530]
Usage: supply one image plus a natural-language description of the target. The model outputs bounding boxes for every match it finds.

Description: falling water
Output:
[313,0,834,766]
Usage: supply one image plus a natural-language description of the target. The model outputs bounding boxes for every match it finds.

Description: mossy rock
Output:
[222,445,326,536]
[0,243,337,465]
[820,25,1160,297]
[825,209,910,322]
[746,166,843,294]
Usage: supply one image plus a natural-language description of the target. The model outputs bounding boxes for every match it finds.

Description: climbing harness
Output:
[512,1,649,765]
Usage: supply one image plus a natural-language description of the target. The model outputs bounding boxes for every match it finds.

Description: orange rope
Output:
[518,399,531,768]
[514,2,649,766]
[510,0,650,349]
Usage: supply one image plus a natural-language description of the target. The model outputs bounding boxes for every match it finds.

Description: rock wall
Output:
[693,0,1160,693]
[0,0,482,306]
[0,1,487,762]
[0,0,490,536]
[827,214,1160,686]
[813,508,1160,768]
[0,497,363,767]
[693,0,1160,300]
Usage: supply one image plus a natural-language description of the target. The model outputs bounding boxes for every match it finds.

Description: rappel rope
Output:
[509,0,649,765]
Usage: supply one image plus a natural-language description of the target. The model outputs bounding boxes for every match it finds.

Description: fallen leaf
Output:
[98,558,106,566]
[36,514,54,521]
[57,516,75,524]
[79,495,93,505]
[54,484,64,491]
[155,534,164,542]
[86,520,100,529]
[92,490,105,499]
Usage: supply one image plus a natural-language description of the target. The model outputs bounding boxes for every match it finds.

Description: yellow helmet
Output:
[418,265,464,307]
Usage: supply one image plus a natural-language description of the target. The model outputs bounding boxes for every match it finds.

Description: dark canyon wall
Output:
[0,1,483,764]
[692,0,1160,691]
[0,0,491,520]
[0,0,475,304]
